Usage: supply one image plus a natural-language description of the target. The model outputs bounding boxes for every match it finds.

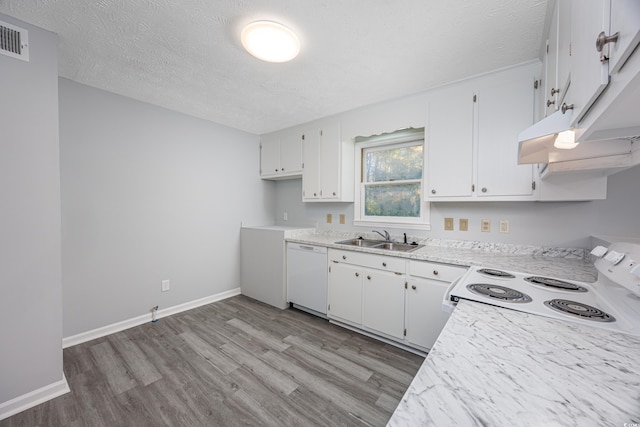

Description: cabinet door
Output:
[557,0,573,100]
[302,129,321,200]
[362,270,405,340]
[570,0,610,124]
[327,263,362,324]
[476,74,534,197]
[426,87,474,198]
[260,134,280,177]
[280,130,302,175]
[405,277,451,350]
[319,121,342,199]
[545,2,560,116]
[609,0,640,73]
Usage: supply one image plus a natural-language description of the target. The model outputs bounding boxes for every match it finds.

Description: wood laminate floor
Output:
[1,295,424,427]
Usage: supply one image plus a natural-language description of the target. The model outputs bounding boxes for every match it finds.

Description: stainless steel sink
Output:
[335,238,383,247]
[335,239,424,252]
[372,242,424,252]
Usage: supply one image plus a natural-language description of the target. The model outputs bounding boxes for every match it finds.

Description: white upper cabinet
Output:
[426,63,537,201]
[476,72,536,198]
[426,85,474,198]
[608,0,640,73]
[545,3,560,116]
[544,0,572,116]
[569,0,611,124]
[260,130,303,180]
[302,120,354,202]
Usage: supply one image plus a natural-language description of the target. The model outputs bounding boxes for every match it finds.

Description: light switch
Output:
[444,218,454,231]
[326,213,332,224]
[339,214,345,224]
[459,219,468,231]
[499,220,509,233]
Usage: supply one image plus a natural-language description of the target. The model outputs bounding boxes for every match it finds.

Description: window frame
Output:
[353,130,430,230]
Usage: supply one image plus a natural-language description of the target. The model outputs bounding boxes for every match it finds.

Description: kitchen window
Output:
[354,129,429,229]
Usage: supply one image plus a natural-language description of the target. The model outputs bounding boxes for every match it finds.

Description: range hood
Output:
[517,110,634,172]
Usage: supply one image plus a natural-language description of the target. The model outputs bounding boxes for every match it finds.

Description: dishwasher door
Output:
[286,243,328,315]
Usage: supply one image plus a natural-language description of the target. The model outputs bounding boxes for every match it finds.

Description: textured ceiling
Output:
[0,0,549,135]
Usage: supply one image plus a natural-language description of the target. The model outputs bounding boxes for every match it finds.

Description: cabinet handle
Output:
[313,193,317,197]
[561,103,574,114]
[433,270,439,276]
[481,187,487,193]
[275,168,279,172]
[411,285,417,290]
[367,275,371,280]
[342,255,347,260]
[550,87,560,96]
[332,192,336,196]
[281,167,285,171]
[546,99,555,108]
[596,31,619,53]
[382,262,387,267]
[431,189,436,194]
[355,272,359,277]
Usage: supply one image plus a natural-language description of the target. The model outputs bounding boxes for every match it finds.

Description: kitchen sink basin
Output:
[334,238,383,247]
[372,242,424,252]
[335,239,424,252]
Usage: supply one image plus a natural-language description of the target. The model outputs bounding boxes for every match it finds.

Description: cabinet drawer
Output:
[329,249,406,273]
[409,260,467,282]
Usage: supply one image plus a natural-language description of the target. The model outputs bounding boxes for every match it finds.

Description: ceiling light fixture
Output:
[554,129,579,149]
[241,21,300,63]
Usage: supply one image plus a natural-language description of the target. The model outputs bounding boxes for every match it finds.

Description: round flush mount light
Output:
[241,21,300,63]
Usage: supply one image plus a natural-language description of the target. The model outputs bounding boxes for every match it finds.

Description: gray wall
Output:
[0,15,63,402]
[59,79,274,337]
[273,163,640,248]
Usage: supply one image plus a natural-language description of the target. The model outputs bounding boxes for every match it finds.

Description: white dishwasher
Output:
[286,243,328,317]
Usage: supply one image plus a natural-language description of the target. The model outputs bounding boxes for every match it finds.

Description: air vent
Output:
[0,21,29,62]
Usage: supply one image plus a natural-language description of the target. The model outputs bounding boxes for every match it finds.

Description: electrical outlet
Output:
[459,218,468,231]
[326,213,332,224]
[499,220,510,233]
[161,280,170,292]
[339,214,345,224]
[444,217,454,231]
[481,219,491,232]
[283,212,288,221]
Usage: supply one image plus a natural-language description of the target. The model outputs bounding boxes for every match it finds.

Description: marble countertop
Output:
[388,300,640,426]
[285,229,597,282]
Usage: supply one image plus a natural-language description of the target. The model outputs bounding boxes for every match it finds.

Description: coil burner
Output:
[477,268,516,279]
[544,299,615,322]
[467,284,532,303]
[525,276,588,292]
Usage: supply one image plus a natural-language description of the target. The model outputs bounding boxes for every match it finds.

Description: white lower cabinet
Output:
[406,261,468,351]
[327,249,467,351]
[363,270,406,340]
[405,277,451,350]
[327,262,363,325]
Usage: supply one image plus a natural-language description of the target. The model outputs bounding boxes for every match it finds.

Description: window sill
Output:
[353,220,431,231]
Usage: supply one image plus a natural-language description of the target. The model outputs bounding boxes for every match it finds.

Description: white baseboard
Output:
[0,375,70,421]
[62,287,241,348]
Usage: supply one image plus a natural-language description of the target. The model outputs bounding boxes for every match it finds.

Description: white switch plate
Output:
[283,212,288,221]
[481,219,491,232]
[161,279,170,292]
[499,220,509,233]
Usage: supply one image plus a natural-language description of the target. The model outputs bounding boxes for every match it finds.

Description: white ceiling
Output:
[0,0,549,135]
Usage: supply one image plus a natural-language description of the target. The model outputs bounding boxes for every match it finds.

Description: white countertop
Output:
[285,230,597,282]
[388,300,640,426]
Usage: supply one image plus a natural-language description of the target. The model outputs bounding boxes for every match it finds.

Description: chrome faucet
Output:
[372,229,391,242]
